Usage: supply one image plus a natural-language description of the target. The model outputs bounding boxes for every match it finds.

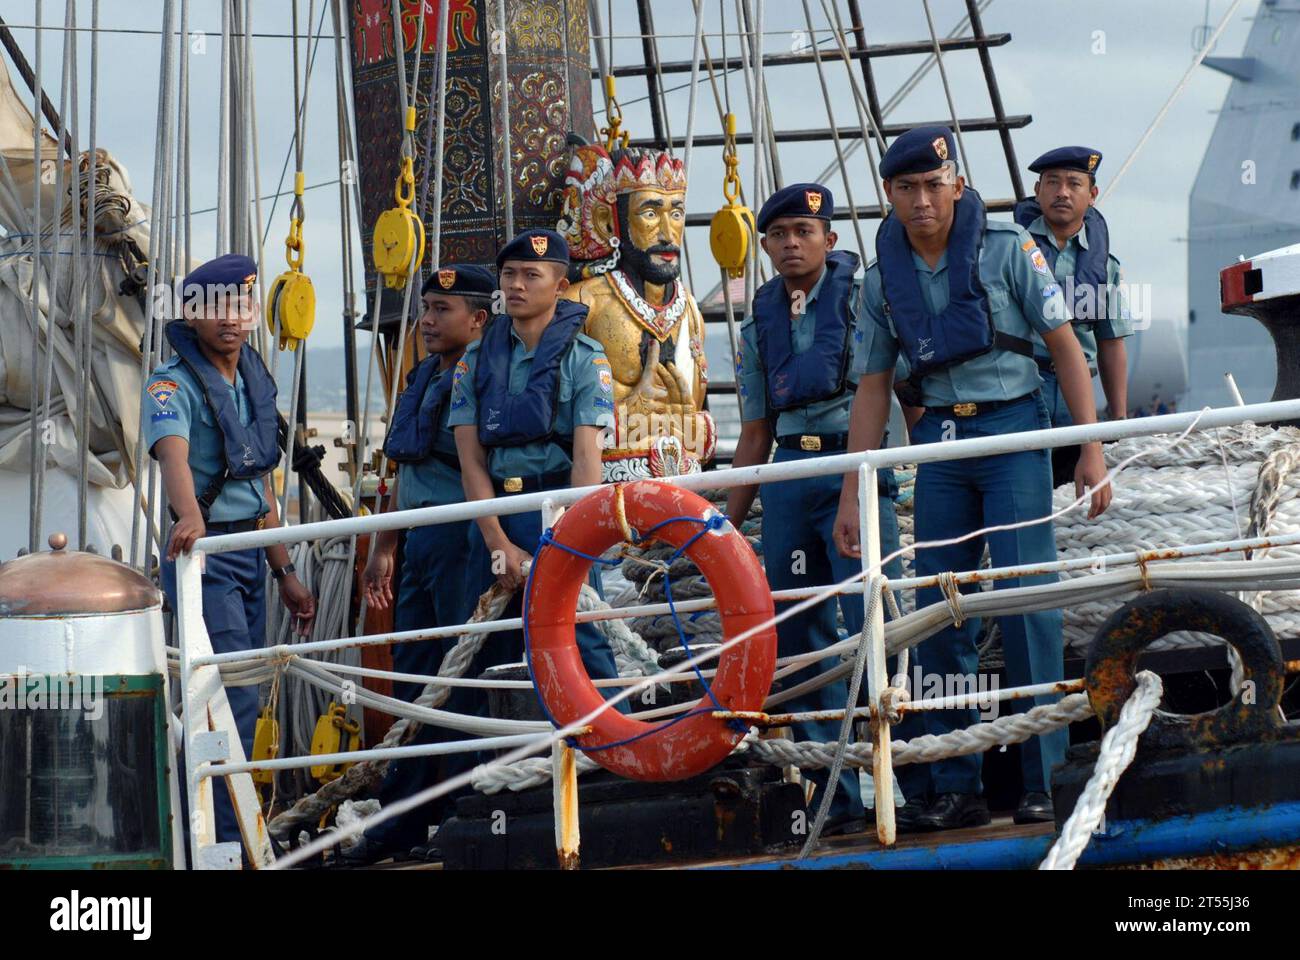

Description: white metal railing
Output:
[172,397,1300,868]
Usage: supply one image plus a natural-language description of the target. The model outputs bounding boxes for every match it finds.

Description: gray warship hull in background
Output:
[1186,0,1300,411]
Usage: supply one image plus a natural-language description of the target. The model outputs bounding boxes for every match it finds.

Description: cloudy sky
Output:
[0,0,1260,389]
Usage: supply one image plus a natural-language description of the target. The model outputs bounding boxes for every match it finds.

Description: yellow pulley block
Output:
[251,706,280,786]
[710,115,756,279]
[309,702,362,784]
[372,205,425,289]
[267,207,317,350]
[373,152,426,289]
[711,204,756,280]
[266,269,317,351]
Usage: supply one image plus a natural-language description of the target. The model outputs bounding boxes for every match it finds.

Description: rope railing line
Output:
[193,402,1300,557]
[472,692,1094,794]
[188,525,1300,673]
[195,403,1219,674]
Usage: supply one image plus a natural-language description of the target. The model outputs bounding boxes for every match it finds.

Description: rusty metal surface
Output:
[1086,589,1285,751]
[1132,843,1300,870]
[0,536,160,617]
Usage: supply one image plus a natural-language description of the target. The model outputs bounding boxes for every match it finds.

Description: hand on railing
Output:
[492,540,534,593]
[167,511,206,562]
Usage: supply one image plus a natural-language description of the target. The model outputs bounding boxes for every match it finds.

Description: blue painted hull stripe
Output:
[699,801,1300,870]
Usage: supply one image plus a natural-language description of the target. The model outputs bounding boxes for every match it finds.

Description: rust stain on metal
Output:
[556,849,581,870]
[1128,843,1300,870]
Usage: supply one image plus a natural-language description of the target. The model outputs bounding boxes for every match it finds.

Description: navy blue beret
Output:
[1029,146,1102,176]
[421,263,497,298]
[181,253,257,308]
[757,182,834,232]
[496,228,569,268]
[879,125,957,179]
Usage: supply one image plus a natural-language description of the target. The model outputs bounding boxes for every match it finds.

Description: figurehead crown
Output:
[557,137,686,275]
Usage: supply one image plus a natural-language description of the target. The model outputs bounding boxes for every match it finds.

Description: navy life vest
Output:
[384,355,458,466]
[1013,198,1110,323]
[164,320,280,481]
[878,187,1031,379]
[752,249,859,412]
[475,300,587,448]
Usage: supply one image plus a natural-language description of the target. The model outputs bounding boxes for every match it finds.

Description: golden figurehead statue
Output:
[557,137,715,480]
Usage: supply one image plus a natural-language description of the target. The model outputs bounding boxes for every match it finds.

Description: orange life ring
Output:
[525,480,777,782]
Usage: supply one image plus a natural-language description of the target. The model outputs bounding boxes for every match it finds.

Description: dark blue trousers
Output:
[365,521,474,851]
[164,547,266,846]
[760,446,903,821]
[898,392,1068,798]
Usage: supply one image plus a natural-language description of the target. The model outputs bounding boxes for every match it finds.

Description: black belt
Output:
[775,432,848,453]
[428,448,462,472]
[204,515,268,534]
[492,469,570,496]
[926,391,1038,419]
[1036,356,1098,378]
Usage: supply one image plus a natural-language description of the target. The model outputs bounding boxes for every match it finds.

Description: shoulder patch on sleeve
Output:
[147,379,180,409]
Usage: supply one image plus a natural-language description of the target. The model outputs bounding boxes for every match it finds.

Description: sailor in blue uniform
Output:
[145,253,316,848]
[450,229,622,706]
[836,127,1112,831]
[1014,146,1132,486]
[348,264,492,861]
[727,182,903,833]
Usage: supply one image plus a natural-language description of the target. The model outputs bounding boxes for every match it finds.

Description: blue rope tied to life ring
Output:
[523,511,749,751]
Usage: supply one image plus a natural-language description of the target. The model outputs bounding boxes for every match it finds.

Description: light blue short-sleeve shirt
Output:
[1026,214,1132,366]
[394,363,465,510]
[852,220,1070,406]
[143,357,269,523]
[447,323,613,478]
[736,265,861,436]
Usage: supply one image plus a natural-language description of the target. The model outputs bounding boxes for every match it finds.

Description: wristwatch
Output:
[270,562,296,582]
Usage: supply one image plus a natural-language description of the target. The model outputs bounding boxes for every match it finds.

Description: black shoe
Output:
[409,840,444,862]
[336,835,405,867]
[896,799,930,834]
[1014,791,1054,825]
[865,799,928,834]
[915,792,991,832]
